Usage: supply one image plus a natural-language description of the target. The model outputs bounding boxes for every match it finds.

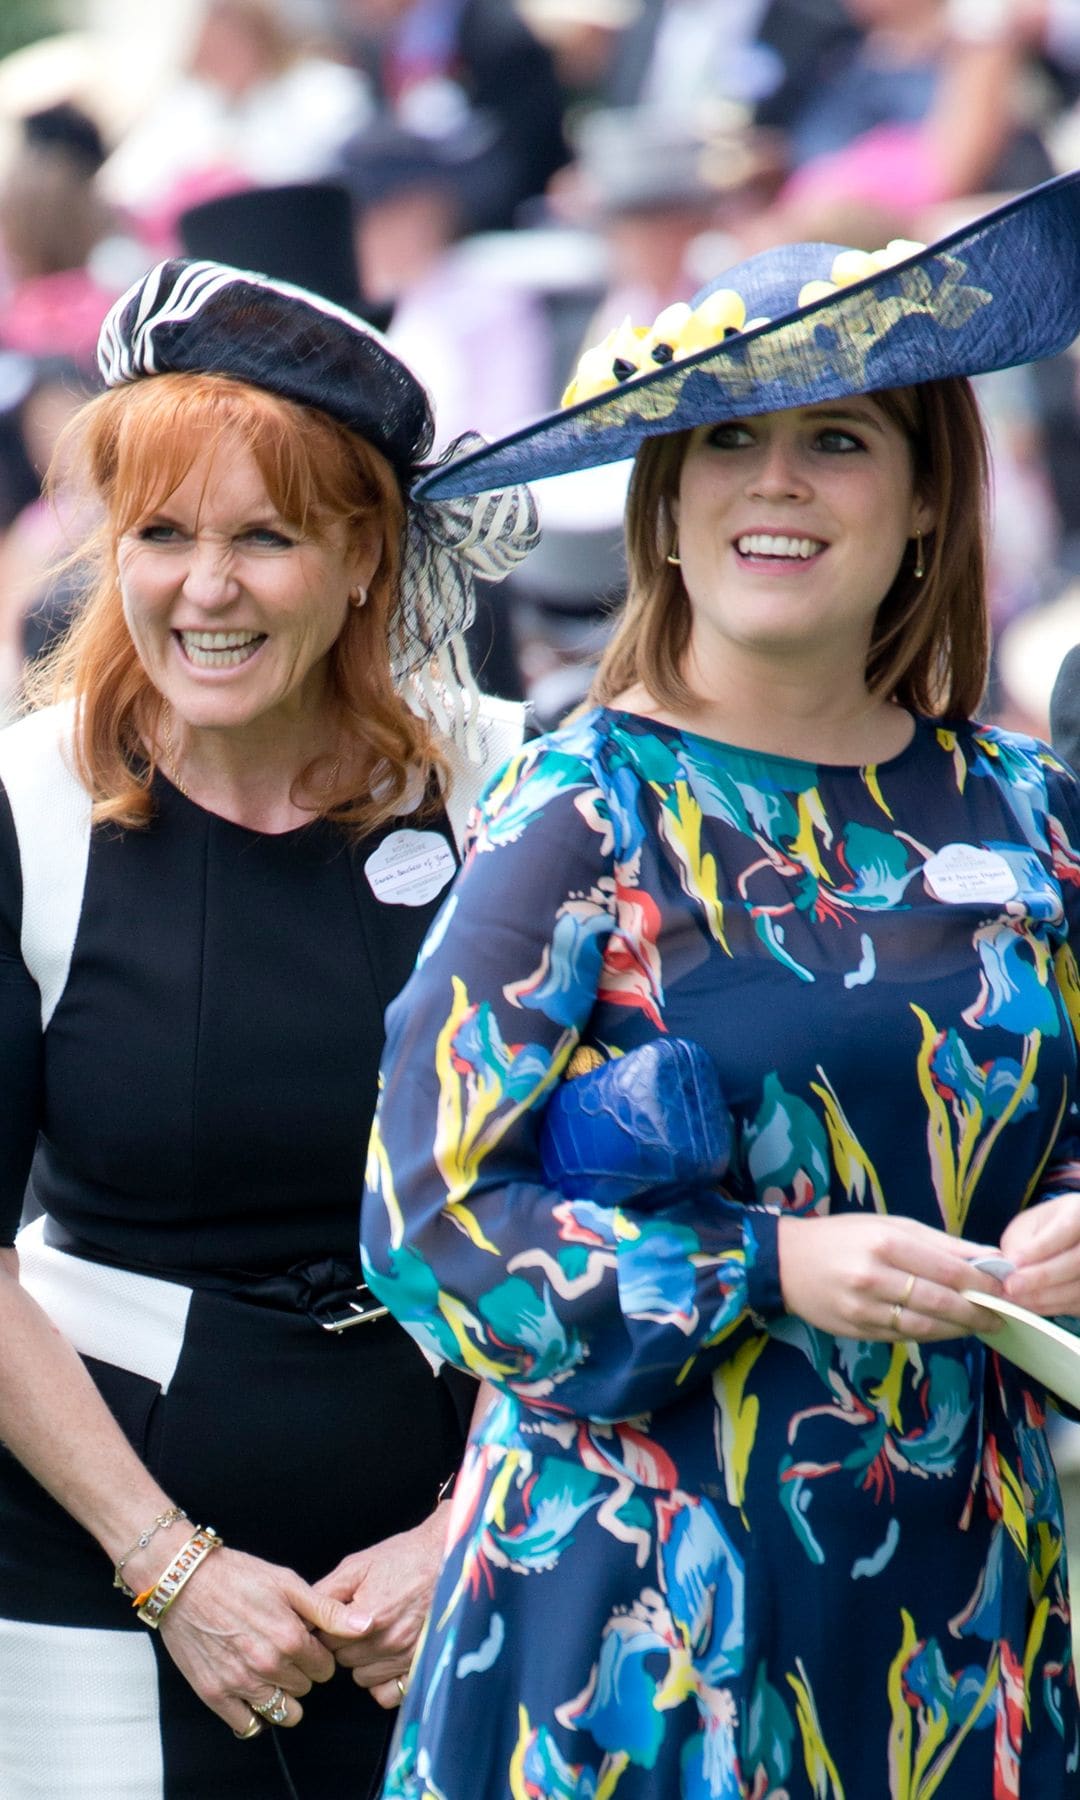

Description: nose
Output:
[181,537,240,609]
[746,435,811,501]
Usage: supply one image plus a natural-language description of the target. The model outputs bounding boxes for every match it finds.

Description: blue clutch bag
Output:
[539,1037,731,1206]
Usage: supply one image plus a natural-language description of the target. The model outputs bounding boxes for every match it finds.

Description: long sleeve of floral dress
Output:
[362,722,783,1425]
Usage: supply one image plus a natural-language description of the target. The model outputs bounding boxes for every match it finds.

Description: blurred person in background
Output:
[0,102,121,364]
[0,355,97,719]
[340,117,552,447]
[98,0,373,247]
[603,0,859,136]
[334,0,569,229]
[742,0,1052,250]
[513,0,644,112]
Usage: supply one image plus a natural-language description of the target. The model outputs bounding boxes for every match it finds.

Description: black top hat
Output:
[177,181,367,316]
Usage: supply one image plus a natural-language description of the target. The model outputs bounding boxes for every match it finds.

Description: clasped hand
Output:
[159,1505,449,1730]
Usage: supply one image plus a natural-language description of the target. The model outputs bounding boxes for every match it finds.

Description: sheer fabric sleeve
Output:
[1032,753,1080,1207]
[0,782,43,1244]
[361,734,781,1426]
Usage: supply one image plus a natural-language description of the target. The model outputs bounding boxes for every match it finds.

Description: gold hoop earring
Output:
[665,535,681,567]
[912,530,925,581]
[349,586,368,608]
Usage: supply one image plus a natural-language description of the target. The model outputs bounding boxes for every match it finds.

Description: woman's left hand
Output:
[312,1505,451,1708]
[1001,1191,1080,1315]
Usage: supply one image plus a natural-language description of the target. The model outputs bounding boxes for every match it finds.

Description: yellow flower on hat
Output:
[560,237,931,407]
[671,289,747,359]
[640,302,692,365]
[797,241,926,312]
[561,314,653,405]
[871,238,926,270]
[797,279,837,308]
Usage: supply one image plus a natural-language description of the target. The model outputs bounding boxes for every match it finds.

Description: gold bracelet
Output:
[112,1506,188,1598]
[135,1527,223,1628]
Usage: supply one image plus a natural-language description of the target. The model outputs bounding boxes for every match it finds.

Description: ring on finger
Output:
[899,1272,917,1306]
[251,1686,290,1727]
[395,1676,408,1701]
[233,1713,264,1741]
[890,1301,904,1334]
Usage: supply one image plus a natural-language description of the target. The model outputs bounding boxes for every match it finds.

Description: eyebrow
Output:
[802,405,887,435]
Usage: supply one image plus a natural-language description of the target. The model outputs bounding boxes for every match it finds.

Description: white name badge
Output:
[364,829,457,907]
[923,843,1018,906]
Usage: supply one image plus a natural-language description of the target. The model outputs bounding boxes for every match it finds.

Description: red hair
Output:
[28,372,444,833]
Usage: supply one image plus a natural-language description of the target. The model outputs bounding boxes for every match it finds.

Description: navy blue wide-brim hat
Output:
[415,169,1080,501]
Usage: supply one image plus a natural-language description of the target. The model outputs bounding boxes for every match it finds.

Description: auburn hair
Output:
[591,376,991,722]
[27,371,444,834]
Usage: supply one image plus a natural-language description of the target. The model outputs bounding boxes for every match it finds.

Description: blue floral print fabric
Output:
[362,707,1080,1799]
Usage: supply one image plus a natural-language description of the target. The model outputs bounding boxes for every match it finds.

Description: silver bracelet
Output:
[112,1506,188,1598]
[135,1526,223,1627]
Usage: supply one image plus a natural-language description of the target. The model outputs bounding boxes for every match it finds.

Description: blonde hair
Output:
[591,377,991,722]
[27,372,444,833]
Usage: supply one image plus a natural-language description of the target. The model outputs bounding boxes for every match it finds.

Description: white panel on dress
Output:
[0,1617,163,1798]
[0,700,92,1028]
[16,1218,191,1392]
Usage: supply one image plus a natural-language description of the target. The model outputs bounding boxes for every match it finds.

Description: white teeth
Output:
[180,630,263,648]
[736,534,823,559]
[178,629,265,668]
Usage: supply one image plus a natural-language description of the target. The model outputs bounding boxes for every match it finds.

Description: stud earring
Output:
[912,530,925,581]
[665,535,681,568]
[349,586,368,608]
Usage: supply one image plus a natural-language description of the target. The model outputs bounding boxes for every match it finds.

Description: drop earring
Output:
[912,530,925,580]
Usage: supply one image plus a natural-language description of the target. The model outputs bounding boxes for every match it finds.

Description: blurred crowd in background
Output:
[3,0,1080,732]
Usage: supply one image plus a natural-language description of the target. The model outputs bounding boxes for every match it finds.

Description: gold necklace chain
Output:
[160,705,190,798]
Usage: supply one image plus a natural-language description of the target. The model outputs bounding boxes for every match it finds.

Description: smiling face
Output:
[117,435,377,744]
[673,398,934,680]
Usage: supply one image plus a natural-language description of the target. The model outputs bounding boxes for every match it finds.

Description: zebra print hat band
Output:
[97,259,539,679]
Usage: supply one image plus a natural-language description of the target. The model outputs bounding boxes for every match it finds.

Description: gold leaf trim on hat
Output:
[566,254,992,436]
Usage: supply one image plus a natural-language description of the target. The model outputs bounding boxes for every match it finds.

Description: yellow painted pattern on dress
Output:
[870,1341,909,1432]
[714,1332,767,1515]
[792,788,832,880]
[788,1656,847,1799]
[863,763,894,820]
[812,1067,887,1212]
[653,782,731,951]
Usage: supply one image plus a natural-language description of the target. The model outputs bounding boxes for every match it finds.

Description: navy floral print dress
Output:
[362,707,1080,1799]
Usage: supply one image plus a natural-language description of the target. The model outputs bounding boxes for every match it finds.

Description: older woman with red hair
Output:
[0,259,534,1799]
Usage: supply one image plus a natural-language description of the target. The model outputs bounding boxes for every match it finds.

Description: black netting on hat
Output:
[98,260,434,478]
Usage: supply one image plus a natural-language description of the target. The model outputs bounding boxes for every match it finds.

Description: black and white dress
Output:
[0,700,520,1800]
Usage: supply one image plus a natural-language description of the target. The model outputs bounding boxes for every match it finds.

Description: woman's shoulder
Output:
[501,705,637,791]
[0,700,84,811]
[467,706,635,853]
[942,716,1080,839]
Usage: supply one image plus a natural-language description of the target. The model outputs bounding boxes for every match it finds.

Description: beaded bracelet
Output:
[113,1506,189,1598]
[134,1526,223,1628]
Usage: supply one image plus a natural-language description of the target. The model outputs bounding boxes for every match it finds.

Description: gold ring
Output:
[890,1301,904,1334]
[233,1713,264,1740]
[900,1272,917,1306]
[251,1686,289,1726]
[395,1676,408,1701]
